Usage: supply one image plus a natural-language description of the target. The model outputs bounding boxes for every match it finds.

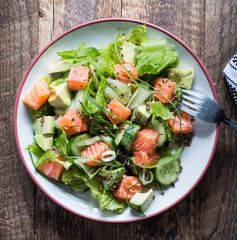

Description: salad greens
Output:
[24,25,194,216]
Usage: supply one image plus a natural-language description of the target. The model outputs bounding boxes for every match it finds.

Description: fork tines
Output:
[179,89,206,117]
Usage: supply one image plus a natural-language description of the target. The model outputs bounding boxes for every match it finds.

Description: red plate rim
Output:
[14,18,220,223]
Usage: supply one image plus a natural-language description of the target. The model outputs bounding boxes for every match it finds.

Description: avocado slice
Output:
[33,116,55,135]
[132,104,151,126]
[34,135,53,151]
[99,166,125,190]
[129,189,155,212]
[48,82,72,108]
[167,68,194,90]
[48,60,73,74]
[121,42,138,64]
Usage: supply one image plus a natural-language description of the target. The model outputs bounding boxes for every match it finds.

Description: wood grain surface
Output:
[0,0,236,239]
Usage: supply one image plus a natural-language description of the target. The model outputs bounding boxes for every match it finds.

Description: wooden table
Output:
[1,0,236,239]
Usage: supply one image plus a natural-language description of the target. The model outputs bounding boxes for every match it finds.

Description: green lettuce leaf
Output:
[57,42,100,66]
[95,76,107,108]
[62,166,87,185]
[81,78,98,115]
[35,150,59,167]
[95,35,126,77]
[30,102,54,120]
[25,141,44,159]
[150,101,173,120]
[39,74,54,86]
[99,189,127,213]
[92,57,115,78]
[128,24,148,45]
[135,40,178,76]
[54,126,68,155]
[86,176,127,213]
[89,113,116,138]
[50,77,68,86]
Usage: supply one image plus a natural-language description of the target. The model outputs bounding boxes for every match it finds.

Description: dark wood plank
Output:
[35,1,121,239]
[0,0,38,239]
[201,1,237,239]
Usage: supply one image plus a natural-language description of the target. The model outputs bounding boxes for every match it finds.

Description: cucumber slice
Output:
[68,133,92,156]
[154,120,166,147]
[114,124,129,145]
[77,136,101,147]
[105,79,132,105]
[120,124,141,152]
[99,135,118,152]
[127,85,151,109]
[147,120,167,147]
[155,159,180,185]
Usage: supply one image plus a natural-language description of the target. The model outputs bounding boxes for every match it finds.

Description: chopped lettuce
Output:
[95,76,107,108]
[54,127,68,155]
[62,166,87,185]
[150,101,173,120]
[50,77,68,86]
[35,150,59,167]
[128,25,148,45]
[86,176,127,213]
[92,57,115,78]
[73,157,96,178]
[25,141,44,159]
[95,35,126,77]
[30,102,54,120]
[135,40,178,76]
[57,42,100,66]
[39,74,54,86]
[99,190,127,213]
[89,113,116,138]
[81,78,98,115]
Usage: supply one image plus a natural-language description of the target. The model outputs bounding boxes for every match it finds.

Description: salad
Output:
[24,25,194,215]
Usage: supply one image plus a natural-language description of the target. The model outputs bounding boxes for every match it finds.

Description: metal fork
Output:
[179,89,237,130]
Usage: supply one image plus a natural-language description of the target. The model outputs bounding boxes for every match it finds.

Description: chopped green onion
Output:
[63,160,73,170]
[139,169,154,185]
[101,150,116,162]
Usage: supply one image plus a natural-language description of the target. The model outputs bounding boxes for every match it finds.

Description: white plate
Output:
[14,18,219,222]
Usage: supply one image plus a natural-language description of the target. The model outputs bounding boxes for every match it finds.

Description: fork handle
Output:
[223,117,237,131]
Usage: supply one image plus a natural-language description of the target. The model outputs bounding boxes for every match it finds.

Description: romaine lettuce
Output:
[30,102,54,120]
[135,40,178,76]
[35,150,59,167]
[54,126,69,155]
[150,101,173,120]
[62,166,87,185]
[57,42,100,66]
[128,24,148,45]
[25,141,44,159]
[86,176,127,213]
